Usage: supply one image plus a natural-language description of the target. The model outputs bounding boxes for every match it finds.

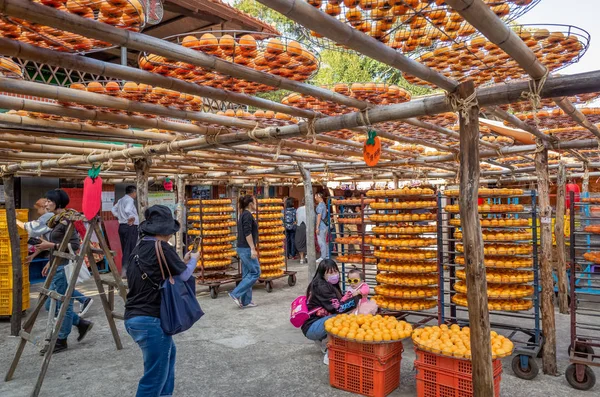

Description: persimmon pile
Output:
[325,314,413,342]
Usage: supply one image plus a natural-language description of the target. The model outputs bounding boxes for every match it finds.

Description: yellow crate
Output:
[0,238,28,261]
[0,265,29,289]
[0,209,29,221]
[0,283,30,316]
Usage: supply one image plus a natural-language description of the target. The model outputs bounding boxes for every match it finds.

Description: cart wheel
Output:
[511,355,539,380]
[210,286,219,299]
[288,274,297,287]
[569,343,595,360]
[566,364,596,390]
[266,281,273,293]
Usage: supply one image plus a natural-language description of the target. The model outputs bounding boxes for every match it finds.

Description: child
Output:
[345,267,378,315]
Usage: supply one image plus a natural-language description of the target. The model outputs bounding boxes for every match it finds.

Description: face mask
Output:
[326,274,339,284]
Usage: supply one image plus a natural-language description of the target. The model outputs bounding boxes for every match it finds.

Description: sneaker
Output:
[243,302,257,308]
[79,298,93,317]
[76,319,93,342]
[40,338,68,356]
[229,293,242,308]
[323,351,329,366]
[316,258,323,264]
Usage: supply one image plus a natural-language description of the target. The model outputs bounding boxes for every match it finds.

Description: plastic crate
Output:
[416,364,501,397]
[0,283,30,316]
[415,349,502,377]
[0,265,29,289]
[329,343,403,397]
[0,237,28,261]
[329,336,404,358]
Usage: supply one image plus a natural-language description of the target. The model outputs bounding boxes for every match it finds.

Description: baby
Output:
[345,267,378,315]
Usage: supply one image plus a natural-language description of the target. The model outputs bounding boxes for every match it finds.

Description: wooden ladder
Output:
[4,214,128,397]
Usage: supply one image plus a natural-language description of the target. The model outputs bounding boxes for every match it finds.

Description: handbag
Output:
[290,295,321,328]
[155,241,204,335]
[64,244,91,285]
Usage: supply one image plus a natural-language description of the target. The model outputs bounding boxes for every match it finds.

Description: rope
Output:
[358,109,372,127]
[445,91,478,125]
[304,117,317,144]
[273,140,284,161]
[36,162,42,177]
[534,139,546,154]
[247,123,266,144]
[520,70,550,128]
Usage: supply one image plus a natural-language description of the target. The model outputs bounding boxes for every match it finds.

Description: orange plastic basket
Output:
[328,342,403,397]
[414,348,502,397]
[415,348,502,376]
[329,336,404,357]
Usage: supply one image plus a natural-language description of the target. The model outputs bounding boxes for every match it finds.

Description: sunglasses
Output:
[347,278,361,284]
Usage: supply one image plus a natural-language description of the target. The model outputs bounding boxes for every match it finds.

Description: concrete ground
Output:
[0,260,598,397]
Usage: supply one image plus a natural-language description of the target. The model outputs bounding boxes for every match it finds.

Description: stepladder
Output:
[4,213,128,397]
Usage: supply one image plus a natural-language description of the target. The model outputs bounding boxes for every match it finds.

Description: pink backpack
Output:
[290,296,320,328]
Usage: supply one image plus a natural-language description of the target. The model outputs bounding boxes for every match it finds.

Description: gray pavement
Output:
[0,261,598,397]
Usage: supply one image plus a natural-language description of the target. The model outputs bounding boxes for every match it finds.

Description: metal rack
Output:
[186,198,241,299]
[328,195,376,291]
[370,190,439,327]
[566,192,600,390]
[256,198,296,292]
[439,190,543,380]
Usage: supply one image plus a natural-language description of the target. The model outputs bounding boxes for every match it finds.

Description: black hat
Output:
[139,205,180,236]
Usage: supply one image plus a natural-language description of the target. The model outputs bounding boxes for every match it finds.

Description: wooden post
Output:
[175,175,185,256]
[534,142,558,375]
[393,174,399,189]
[3,175,22,336]
[582,163,590,194]
[555,161,568,314]
[263,181,270,198]
[134,158,150,222]
[457,81,494,396]
[298,162,317,280]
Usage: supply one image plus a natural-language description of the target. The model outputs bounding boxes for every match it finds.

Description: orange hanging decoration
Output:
[363,130,381,167]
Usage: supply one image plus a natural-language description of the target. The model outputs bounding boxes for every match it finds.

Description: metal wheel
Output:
[511,355,540,380]
[288,274,297,287]
[566,364,596,391]
[210,286,219,299]
[266,281,273,293]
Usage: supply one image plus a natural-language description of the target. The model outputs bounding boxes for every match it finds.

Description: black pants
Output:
[119,224,138,273]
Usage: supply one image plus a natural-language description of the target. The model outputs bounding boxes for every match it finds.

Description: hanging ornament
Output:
[363,129,381,167]
[82,165,102,220]
[163,177,174,191]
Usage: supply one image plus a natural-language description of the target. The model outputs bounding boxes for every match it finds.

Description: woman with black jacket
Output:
[301,259,361,365]
[229,195,260,308]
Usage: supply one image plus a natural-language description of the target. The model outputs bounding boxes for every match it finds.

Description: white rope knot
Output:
[358,109,372,127]
[273,140,284,161]
[520,70,550,128]
[446,91,478,125]
[247,123,266,144]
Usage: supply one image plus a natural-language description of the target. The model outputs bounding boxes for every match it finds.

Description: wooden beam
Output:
[298,162,316,279]
[456,81,494,396]
[0,38,316,119]
[256,0,457,91]
[134,158,150,222]
[403,117,499,149]
[175,175,185,256]
[534,142,558,375]
[0,1,368,110]
[553,98,600,140]
[486,106,556,143]
[582,163,590,193]
[3,174,22,336]
[555,161,569,314]
[163,1,224,24]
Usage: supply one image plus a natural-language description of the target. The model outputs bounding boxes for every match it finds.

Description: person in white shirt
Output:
[295,199,307,264]
[111,186,139,274]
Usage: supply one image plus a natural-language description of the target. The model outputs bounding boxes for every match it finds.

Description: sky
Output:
[502,0,597,75]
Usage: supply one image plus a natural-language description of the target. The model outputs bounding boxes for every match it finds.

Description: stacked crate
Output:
[0,209,30,316]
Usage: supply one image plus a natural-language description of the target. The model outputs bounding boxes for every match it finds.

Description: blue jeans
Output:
[45,268,80,340]
[72,289,88,305]
[317,228,329,260]
[286,229,297,258]
[306,315,334,341]
[125,316,176,397]
[231,247,260,306]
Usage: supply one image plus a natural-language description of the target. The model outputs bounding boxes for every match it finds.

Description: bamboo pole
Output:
[0,38,318,119]
[404,117,499,149]
[135,158,150,222]
[0,0,369,110]
[175,175,185,257]
[553,98,600,140]
[534,142,559,375]
[315,135,417,159]
[298,162,316,279]
[0,78,257,130]
[486,106,556,143]
[3,174,22,336]
[555,161,569,314]
[0,95,231,137]
[279,140,365,159]
[456,81,494,396]
[256,0,457,91]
